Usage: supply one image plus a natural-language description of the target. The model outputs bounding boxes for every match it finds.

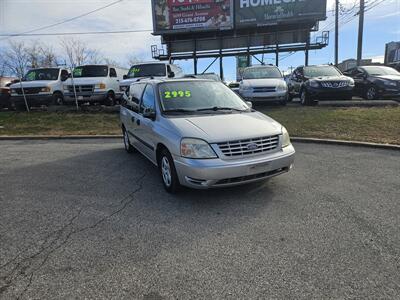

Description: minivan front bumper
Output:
[173,144,295,188]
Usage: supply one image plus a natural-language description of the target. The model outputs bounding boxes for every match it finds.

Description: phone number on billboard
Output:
[175,16,206,24]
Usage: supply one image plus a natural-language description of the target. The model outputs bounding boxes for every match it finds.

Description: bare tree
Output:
[39,44,58,67]
[3,41,29,77]
[26,43,41,69]
[127,54,143,66]
[60,38,102,67]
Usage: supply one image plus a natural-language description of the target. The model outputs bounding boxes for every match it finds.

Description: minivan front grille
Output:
[67,85,94,93]
[253,87,276,93]
[216,135,280,157]
[13,87,42,94]
[320,81,348,88]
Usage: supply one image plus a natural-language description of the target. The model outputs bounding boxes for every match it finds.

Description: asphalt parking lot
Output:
[0,139,399,299]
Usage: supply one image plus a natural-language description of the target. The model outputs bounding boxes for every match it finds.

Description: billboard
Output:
[385,42,400,64]
[152,0,233,34]
[235,0,327,28]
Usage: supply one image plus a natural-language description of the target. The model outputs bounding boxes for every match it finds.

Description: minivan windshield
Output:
[127,64,166,78]
[362,66,400,76]
[243,67,282,79]
[24,68,59,81]
[159,81,250,114]
[73,65,108,78]
[304,66,341,77]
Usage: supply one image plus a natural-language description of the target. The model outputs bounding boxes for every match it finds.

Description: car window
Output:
[243,67,282,79]
[304,66,342,77]
[141,84,156,112]
[110,68,117,77]
[130,83,146,104]
[61,70,68,78]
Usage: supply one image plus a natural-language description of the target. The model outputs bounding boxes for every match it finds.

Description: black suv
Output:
[343,66,400,100]
[287,65,354,105]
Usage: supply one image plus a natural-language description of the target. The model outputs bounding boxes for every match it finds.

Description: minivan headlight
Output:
[40,87,51,93]
[181,138,217,159]
[282,127,291,148]
[95,83,106,89]
[277,81,288,91]
[309,80,319,88]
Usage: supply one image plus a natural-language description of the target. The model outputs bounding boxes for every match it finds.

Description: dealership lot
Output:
[0,139,399,299]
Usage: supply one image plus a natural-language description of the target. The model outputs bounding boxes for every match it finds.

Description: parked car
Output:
[227,81,240,94]
[0,77,17,110]
[9,68,69,111]
[119,61,184,95]
[63,65,128,106]
[120,78,295,193]
[239,65,288,105]
[343,66,400,100]
[287,65,354,105]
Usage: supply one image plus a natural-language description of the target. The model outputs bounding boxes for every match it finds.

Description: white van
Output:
[10,67,69,110]
[63,65,128,106]
[119,61,184,94]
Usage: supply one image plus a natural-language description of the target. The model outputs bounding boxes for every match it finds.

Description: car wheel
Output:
[123,128,135,153]
[52,93,64,105]
[159,149,180,193]
[105,92,115,106]
[366,86,379,100]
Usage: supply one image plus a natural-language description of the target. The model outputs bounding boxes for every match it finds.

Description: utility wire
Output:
[0,29,152,37]
[1,0,124,39]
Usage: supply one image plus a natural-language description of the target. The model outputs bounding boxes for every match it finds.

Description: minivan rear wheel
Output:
[159,148,180,193]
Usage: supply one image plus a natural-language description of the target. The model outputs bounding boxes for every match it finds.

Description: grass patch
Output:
[0,106,399,145]
[259,106,400,145]
[0,112,120,136]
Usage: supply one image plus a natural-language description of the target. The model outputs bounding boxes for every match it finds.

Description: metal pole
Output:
[357,0,365,65]
[18,76,30,112]
[335,0,339,66]
[275,44,279,67]
[219,37,224,81]
[194,39,197,75]
[70,66,79,111]
[305,33,310,66]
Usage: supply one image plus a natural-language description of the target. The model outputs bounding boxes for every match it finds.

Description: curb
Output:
[0,135,123,140]
[1,135,399,150]
[291,137,400,150]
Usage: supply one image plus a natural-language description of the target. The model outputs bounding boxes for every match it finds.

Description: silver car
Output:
[120,78,295,193]
[239,65,288,105]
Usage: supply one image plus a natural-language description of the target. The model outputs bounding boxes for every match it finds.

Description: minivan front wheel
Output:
[105,92,115,106]
[159,149,180,193]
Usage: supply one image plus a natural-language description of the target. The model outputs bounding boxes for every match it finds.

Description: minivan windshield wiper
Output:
[196,106,247,112]
[163,108,196,113]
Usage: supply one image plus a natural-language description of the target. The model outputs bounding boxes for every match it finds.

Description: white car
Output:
[10,68,69,110]
[63,65,128,106]
[239,65,288,105]
[119,61,184,94]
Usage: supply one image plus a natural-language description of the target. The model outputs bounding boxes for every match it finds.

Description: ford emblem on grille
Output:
[247,143,258,150]
[333,82,339,87]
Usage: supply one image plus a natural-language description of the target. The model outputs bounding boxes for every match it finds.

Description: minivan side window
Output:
[110,68,117,77]
[129,83,146,112]
[60,69,69,79]
[141,84,155,112]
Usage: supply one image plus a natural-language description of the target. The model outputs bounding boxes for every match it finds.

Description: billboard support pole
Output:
[334,0,339,65]
[194,39,198,75]
[305,33,310,66]
[247,35,251,67]
[219,37,224,81]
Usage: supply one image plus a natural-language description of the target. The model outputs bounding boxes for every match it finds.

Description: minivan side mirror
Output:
[123,75,127,80]
[143,108,156,120]
[168,71,175,78]
[61,74,68,81]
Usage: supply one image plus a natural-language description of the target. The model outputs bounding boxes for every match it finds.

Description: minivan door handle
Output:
[131,116,135,122]
[136,119,140,126]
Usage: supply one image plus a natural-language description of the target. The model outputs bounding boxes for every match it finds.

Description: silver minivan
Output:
[120,78,295,193]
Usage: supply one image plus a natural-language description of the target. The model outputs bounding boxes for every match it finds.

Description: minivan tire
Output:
[52,92,64,106]
[159,148,180,193]
[123,128,136,153]
[105,92,115,106]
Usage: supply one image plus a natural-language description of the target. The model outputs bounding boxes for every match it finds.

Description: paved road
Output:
[0,139,399,299]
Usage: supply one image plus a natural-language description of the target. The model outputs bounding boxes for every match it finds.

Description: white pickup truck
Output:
[63,65,128,106]
[10,67,69,110]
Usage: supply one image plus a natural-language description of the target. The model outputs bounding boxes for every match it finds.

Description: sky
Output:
[0,0,399,81]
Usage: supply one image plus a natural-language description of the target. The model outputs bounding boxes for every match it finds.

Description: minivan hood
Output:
[168,112,282,143]
[242,78,284,87]
[120,78,141,86]
[309,75,350,81]
[64,77,105,85]
[10,80,57,88]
